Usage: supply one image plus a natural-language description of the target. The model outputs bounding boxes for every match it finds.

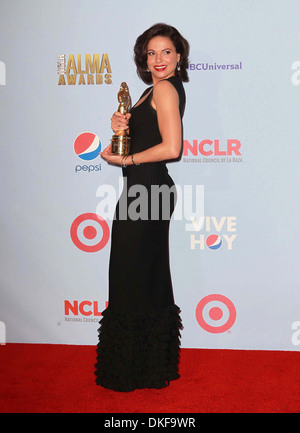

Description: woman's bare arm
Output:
[101,80,182,165]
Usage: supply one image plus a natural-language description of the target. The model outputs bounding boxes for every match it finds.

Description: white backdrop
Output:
[1,0,300,350]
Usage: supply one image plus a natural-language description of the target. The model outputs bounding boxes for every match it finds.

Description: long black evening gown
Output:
[95,76,185,392]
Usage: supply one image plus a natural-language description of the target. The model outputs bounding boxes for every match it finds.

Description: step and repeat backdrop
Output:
[1,0,300,350]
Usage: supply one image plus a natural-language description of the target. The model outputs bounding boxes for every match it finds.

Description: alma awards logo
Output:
[57,53,112,85]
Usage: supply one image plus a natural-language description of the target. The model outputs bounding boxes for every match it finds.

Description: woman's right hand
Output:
[111,111,131,132]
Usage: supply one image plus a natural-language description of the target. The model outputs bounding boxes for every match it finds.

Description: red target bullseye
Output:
[70,213,110,253]
[195,294,236,333]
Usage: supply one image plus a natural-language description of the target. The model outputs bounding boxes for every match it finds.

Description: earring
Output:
[146,68,150,72]
[177,62,181,71]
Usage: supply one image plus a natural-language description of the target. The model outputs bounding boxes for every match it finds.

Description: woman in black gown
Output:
[95,23,189,392]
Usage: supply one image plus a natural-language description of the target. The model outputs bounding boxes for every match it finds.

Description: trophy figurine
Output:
[111,82,131,155]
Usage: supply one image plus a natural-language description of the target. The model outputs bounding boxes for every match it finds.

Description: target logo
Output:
[70,213,110,252]
[195,294,236,333]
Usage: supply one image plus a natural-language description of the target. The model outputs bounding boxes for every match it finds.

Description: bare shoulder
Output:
[153,79,179,103]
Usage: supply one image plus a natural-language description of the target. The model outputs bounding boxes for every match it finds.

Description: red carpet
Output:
[0,343,299,413]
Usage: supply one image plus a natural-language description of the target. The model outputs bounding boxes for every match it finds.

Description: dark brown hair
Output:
[134,23,190,84]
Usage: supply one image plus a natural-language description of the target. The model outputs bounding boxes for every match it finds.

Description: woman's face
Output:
[146,36,180,85]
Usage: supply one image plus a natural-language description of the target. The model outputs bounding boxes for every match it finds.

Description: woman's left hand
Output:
[100,144,129,166]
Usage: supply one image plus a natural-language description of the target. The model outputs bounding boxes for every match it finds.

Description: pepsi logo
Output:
[195,294,236,333]
[70,213,109,253]
[206,234,222,250]
[188,216,237,251]
[74,132,101,161]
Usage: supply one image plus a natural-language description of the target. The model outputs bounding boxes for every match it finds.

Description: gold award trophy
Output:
[111,82,131,155]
